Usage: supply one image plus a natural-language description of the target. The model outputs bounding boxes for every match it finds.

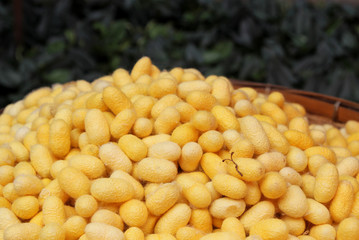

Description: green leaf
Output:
[43,69,71,84]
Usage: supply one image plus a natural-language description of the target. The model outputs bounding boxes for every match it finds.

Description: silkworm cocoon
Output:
[189,208,212,233]
[267,91,285,107]
[205,181,221,202]
[309,224,336,240]
[57,167,91,199]
[0,166,14,186]
[2,183,20,203]
[147,141,180,163]
[13,174,43,196]
[15,126,30,143]
[119,199,148,227]
[112,68,132,88]
[110,108,136,139]
[28,211,43,227]
[198,130,224,153]
[336,156,359,177]
[49,119,71,158]
[190,110,217,132]
[329,180,355,223]
[145,183,179,215]
[302,174,315,198]
[74,194,98,218]
[331,147,351,159]
[148,77,177,99]
[0,197,11,208]
[11,196,39,220]
[124,227,145,240]
[91,178,134,203]
[278,185,308,218]
[29,144,53,178]
[68,154,105,179]
[281,216,306,236]
[304,198,331,225]
[177,80,211,99]
[186,91,217,111]
[9,141,30,163]
[310,129,326,145]
[351,192,359,218]
[154,107,180,134]
[179,142,203,172]
[42,196,66,225]
[222,129,242,150]
[199,232,243,240]
[174,101,197,123]
[305,146,337,164]
[183,182,212,208]
[211,105,240,132]
[136,157,177,183]
[102,86,132,115]
[221,217,246,239]
[200,153,227,179]
[133,118,153,138]
[111,170,144,200]
[24,87,52,108]
[212,174,247,199]
[285,147,308,173]
[49,160,68,179]
[260,101,288,125]
[239,200,275,233]
[244,181,261,206]
[99,142,133,173]
[260,121,290,155]
[39,223,65,240]
[85,222,125,240]
[249,218,288,240]
[308,155,329,176]
[0,208,20,230]
[224,157,265,182]
[209,197,246,219]
[336,217,359,240]
[84,109,110,146]
[154,203,191,235]
[259,172,287,199]
[14,162,36,178]
[239,116,270,155]
[139,214,158,236]
[284,130,314,150]
[340,175,359,193]
[211,78,231,106]
[0,148,15,166]
[91,209,124,231]
[175,226,204,240]
[279,167,303,186]
[38,179,68,206]
[257,152,287,172]
[234,99,257,117]
[170,123,199,147]
[314,163,339,203]
[146,233,177,240]
[3,222,41,240]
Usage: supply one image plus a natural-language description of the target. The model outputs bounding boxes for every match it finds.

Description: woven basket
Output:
[231,80,359,127]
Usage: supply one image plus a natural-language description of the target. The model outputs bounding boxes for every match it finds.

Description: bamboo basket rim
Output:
[231,80,359,127]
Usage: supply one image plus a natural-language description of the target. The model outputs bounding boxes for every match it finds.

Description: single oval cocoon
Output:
[278,185,308,218]
[148,141,181,162]
[136,157,177,183]
[85,222,125,240]
[91,178,134,203]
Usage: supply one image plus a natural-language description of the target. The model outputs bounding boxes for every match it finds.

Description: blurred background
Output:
[1,0,359,108]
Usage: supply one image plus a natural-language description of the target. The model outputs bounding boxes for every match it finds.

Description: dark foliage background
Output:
[1,0,359,108]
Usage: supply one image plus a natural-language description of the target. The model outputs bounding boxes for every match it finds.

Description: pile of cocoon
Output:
[0,56,359,240]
